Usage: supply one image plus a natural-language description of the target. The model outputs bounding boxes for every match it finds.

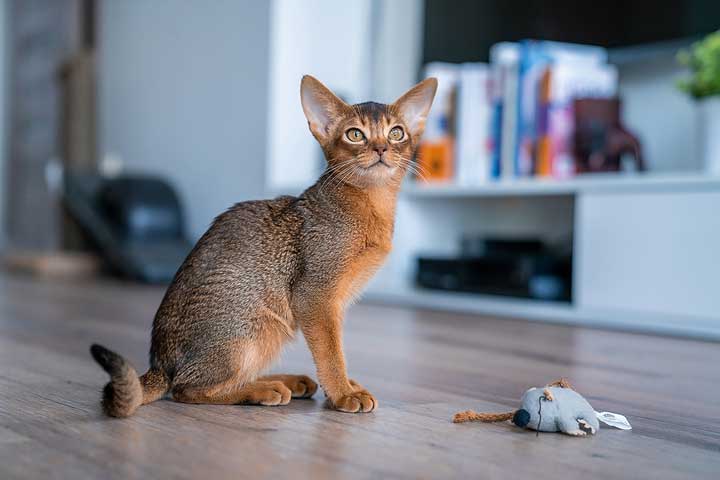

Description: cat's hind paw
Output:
[259,374,318,399]
[284,375,318,398]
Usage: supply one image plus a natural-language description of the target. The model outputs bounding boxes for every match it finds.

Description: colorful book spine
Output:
[515,41,545,177]
[514,40,611,178]
[418,40,616,185]
[489,88,502,179]
[536,69,553,177]
[489,42,519,180]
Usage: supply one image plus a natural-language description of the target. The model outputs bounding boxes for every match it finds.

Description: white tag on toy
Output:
[595,411,632,430]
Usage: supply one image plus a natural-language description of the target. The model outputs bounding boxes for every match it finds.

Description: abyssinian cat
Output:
[90,75,437,416]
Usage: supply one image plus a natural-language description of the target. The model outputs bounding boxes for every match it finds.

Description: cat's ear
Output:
[300,75,348,141]
[392,78,438,138]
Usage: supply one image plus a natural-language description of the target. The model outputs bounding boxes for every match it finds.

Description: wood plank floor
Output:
[1,272,719,479]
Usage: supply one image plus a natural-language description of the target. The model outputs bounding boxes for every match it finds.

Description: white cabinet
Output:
[364,174,720,339]
[576,190,720,320]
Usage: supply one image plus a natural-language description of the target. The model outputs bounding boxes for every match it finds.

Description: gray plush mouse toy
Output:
[453,379,602,436]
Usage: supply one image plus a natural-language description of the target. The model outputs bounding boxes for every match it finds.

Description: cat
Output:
[90,75,437,417]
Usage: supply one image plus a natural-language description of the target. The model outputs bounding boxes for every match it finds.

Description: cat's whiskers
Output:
[409,163,429,183]
[323,165,356,193]
[319,158,358,194]
[335,161,362,189]
[398,157,429,184]
[329,160,361,189]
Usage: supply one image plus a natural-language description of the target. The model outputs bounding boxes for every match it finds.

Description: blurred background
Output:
[1,0,719,339]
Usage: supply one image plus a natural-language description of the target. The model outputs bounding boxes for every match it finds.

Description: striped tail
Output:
[90,344,169,417]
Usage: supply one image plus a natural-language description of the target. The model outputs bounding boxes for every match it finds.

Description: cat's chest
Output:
[296,195,395,304]
[331,212,393,301]
[326,241,388,307]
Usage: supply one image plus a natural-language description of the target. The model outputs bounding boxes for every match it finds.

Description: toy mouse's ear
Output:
[513,409,531,428]
[543,388,554,401]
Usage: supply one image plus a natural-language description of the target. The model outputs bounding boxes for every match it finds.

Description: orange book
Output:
[417,139,454,182]
[536,136,552,176]
[416,63,459,183]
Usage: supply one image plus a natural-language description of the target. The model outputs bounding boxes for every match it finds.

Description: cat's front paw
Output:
[326,381,377,413]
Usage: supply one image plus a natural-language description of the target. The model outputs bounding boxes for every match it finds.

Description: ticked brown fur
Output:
[90,75,437,417]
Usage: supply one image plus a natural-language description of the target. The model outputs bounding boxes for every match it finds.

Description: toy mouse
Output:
[453,379,601,436]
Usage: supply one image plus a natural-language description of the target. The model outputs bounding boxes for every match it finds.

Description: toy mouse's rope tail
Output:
[453,410,515,423]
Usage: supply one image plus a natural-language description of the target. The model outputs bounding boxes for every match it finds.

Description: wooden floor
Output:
[1,273,719,479]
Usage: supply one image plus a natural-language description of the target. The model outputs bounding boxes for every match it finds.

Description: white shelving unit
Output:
[402,172,720,198]
[363,172,720,340]
[365,284,720,340]
[258,0,718,339]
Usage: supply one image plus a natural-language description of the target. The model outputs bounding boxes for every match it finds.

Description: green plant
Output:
[677,31,720,99]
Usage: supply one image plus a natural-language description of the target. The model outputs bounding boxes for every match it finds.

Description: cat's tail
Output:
[90,344,169,418]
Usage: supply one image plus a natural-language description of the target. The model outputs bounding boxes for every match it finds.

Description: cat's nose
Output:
[373,144,388,156]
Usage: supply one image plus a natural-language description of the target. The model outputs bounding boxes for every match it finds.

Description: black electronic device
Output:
[63,172,193,283]
[416,238,572,302]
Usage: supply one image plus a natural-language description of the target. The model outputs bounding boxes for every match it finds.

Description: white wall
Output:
[99,0,270,239]
[100,0,425,235]
[266,0,373,192]
[266,0,425,193]
[619,56,701,173]
[370,0,424,103]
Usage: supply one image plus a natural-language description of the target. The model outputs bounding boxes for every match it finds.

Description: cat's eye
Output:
[346,128,365,142]
[389,126,404,141]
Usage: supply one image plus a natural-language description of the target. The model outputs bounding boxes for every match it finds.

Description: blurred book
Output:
[418,62,457,182]
[455,63,492,185]
[488,40,617,180]
[416,40,617,187]
[516,40,608,178]
[490,43,519,180]
[539,62,618,178]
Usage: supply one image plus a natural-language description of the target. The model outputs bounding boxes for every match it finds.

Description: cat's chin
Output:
[351,163,400,188]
